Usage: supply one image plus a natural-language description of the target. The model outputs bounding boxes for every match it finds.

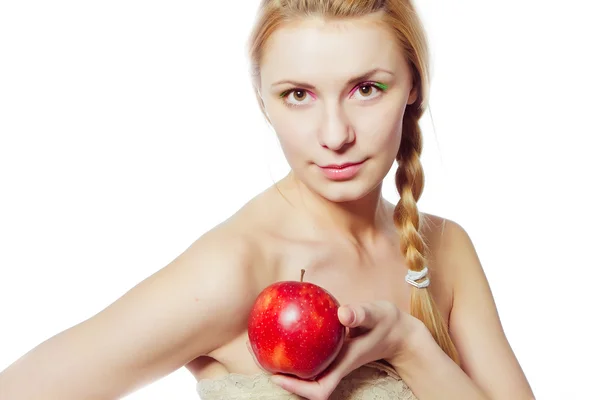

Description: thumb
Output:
[338,304,377,329]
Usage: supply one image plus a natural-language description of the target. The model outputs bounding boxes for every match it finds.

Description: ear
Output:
[263,109,272,125]
[260,97,271,123]
[407,84,419,105]
[256,89,272,125]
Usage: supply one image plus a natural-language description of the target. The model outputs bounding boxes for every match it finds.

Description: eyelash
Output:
[279,81,388,108]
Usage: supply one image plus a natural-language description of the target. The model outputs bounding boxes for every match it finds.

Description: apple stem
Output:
[301,269,305,282]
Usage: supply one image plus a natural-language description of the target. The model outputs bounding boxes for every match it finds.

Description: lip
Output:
[321,162,361,169]
[318,160,365,181]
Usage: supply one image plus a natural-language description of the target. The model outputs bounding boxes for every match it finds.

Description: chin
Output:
[313,186,364,203]
[307,175,383,204]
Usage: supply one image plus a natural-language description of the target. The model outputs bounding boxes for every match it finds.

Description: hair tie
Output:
[405,266,430,289]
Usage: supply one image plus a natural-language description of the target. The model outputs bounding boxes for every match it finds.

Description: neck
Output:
[280,172,391,246]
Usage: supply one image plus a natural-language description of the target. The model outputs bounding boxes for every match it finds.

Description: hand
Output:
[266,300,425,400]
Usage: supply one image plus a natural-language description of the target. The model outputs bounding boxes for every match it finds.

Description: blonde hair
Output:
[247,0,460,365]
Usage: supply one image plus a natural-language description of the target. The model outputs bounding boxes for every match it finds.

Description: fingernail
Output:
[339,306,355,325]
[349,308,356,325]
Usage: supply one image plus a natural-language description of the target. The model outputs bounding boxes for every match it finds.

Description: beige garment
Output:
[196,361,418,400]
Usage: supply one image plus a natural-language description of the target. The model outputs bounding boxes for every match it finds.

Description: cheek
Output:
[270,111,318,157]
[352,103,405,152]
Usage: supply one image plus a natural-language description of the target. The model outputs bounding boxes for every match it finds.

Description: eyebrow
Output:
[271,68,395,89]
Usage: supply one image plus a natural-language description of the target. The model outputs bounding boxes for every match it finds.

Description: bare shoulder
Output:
[419,212,483,281]
[412,213,467,315]
[419,212,535,398]
[418,212,489,319]
[165,218,264,322]
[0,213,265,399]
[420,212,473,273]
[419,212,493,308]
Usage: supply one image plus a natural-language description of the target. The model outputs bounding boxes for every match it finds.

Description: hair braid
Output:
[248,0,461,364]
[394,106,460,365]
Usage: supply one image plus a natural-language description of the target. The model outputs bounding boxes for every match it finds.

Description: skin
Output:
[0,14,534,400]
[259,14,416,209]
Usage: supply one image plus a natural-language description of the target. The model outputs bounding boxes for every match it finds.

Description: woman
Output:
[0,0,535,399]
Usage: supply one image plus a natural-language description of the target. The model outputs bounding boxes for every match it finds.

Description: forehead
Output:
[260,15,408,85]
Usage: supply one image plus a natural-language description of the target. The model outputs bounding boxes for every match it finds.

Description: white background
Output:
[1,1,598,399]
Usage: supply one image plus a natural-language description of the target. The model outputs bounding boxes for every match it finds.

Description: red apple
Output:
[247,269,345,380]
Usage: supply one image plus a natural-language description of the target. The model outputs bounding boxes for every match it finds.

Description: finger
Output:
[271,336,361,399]
[338,303,380,329]
[338,315,361,339]
[271,374,335,400]
[315,328,379,387]
[337,306,356,326]
[269,335,380,399]
[269,343,354,399]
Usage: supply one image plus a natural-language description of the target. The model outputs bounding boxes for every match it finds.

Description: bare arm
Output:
[0,227,257,399]
[392,219,535,400]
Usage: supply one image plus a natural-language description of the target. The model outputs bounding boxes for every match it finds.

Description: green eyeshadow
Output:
[373,82,389,91]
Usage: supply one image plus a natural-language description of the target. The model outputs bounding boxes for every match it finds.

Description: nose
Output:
[317,104,355,151]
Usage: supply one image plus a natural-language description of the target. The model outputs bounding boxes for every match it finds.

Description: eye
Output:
[281,89,315,107]
[350,82,388,100]
[358,85,374,97]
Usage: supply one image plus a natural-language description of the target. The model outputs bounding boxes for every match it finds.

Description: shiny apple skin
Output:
[247,280,346,380]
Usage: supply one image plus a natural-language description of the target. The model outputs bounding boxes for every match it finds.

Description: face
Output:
[259,14,418,203]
